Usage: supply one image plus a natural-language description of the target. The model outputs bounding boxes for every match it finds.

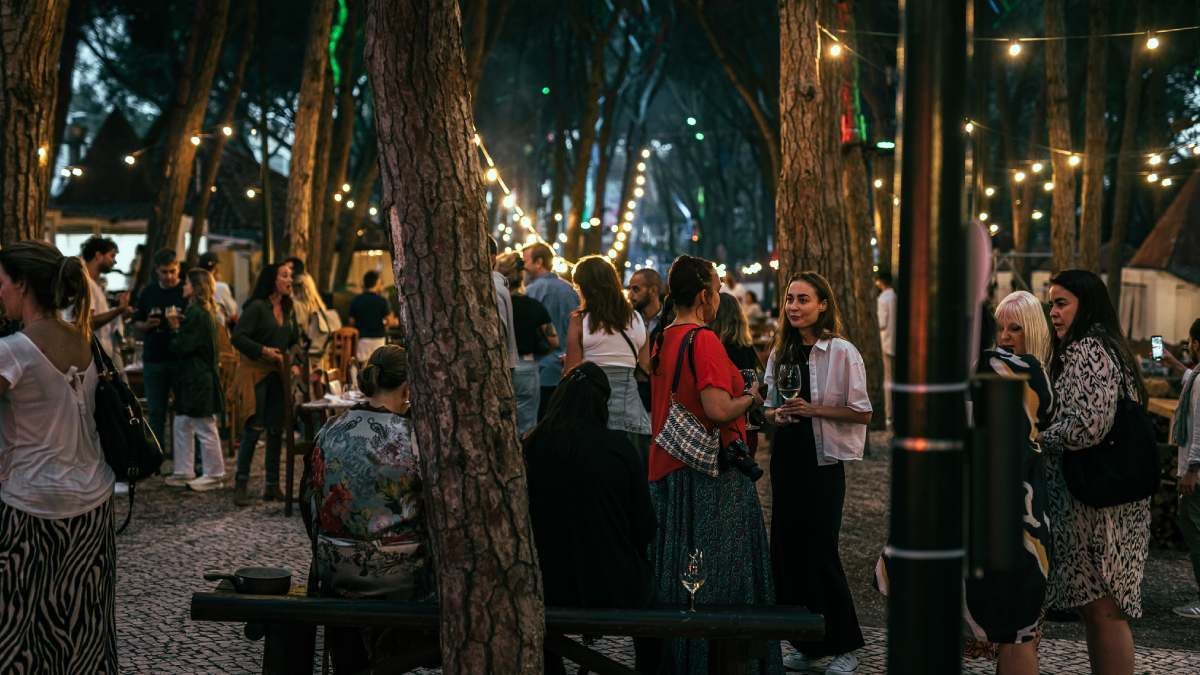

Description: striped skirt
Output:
[0,498,118,673]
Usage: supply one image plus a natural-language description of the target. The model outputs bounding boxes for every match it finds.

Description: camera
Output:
[720,438,763,482]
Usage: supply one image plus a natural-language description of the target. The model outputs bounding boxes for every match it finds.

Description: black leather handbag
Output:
[1062,395,1160,508]
[91,338,163,532]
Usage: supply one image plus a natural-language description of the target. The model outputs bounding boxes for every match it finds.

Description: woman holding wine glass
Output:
[648,255,780,674]
[763,271,872,674]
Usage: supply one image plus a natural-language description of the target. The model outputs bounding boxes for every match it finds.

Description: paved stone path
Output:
[116,453,1200,673]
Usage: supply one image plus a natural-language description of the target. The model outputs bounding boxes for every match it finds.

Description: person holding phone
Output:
[1160,319,1200,619]
[762,271,872,675]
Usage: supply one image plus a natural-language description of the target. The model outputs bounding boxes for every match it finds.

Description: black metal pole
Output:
[887,0,969,672]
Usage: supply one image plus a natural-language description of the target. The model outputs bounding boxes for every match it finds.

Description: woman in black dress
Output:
[524,361,656,674]
[231,263,300,506]
[763,272,872,674]
[711,292,762,452]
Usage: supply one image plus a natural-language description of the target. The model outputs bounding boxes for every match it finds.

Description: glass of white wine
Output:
[680,548,706,612]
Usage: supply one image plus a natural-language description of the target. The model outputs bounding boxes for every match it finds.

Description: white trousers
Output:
[172,415,226,478]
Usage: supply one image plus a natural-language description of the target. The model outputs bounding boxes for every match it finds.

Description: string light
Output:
[221,125,233,137]
[964,121,974,134]
[245,188,257,198]
[979,212,989,221]
[636,162,646,172]
[346,200,355,209]
[1031,162,1044,174]
[341,182,351,192]
[828,42,844,58]
[1043,181,1054,192]
[502,194,515,209]
[1161,178,1174,187]
[71,167,82,177]
[124,155,136,165]
[686,117,697,126]
[1145,32,1160,50]
[209,185,217,193]
[988,224,1000,235]
[1007,40,1023,57]
[641,148,651,159]
[190,135,201,146]
[1013,170,1027,183]
[634,187,645,198]
[1067,154,1081,167]
[873,178,884,189]
[984,186,996,197]
[485,167,498,182]
[1032,210,1044,220]
[1147,154,1162,165]
[1147,173,1159,183]
[553,213,563,222]
[369,206,378,216]
[334,193,343,203]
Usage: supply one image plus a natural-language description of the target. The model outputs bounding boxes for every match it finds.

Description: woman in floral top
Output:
[311,344,432,601]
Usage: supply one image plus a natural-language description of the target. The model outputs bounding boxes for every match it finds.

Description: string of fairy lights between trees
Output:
[53,21,1199,279]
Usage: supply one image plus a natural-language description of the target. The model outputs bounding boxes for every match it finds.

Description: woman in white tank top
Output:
[564,256,652,466]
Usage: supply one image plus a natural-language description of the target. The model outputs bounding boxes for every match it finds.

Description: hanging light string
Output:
[816,23,890,73]
[963,118,1200,163]
[830,24,1200,42]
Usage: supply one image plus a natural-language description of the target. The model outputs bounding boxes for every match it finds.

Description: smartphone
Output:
[1151,335,1163,361]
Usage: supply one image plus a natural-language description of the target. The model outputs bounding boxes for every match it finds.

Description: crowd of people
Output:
[0,233,1197,675]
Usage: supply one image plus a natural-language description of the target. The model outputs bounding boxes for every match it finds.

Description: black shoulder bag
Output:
[1061,372,1160,509]
[91,338,164,533]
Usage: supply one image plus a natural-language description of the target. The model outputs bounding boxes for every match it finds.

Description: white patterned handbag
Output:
[654,328,721,477]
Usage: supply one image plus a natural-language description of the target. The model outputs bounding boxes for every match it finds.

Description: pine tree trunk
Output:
[332,142,378,291]
[284,0,334,262]
[187,0,258,264]
[318,0,362,291]
[0,0,69,244]
[307,64,335,270]
[777,0,882,422]
[364,3,545,672]
[1078,0,1107,273]
[139,0,230,287]
[1044,0,1077,273]
[565,15,618,260]
[1106,10,1145,309]
[870,152,894,272]
[842,142,885,428]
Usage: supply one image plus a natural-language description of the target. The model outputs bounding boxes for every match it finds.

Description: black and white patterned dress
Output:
[1040,335,1150,617]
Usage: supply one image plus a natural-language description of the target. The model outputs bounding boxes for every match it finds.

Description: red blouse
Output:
[648,324,748,481]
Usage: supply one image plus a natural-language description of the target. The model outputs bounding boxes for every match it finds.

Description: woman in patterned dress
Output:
[1040,270,1149,675]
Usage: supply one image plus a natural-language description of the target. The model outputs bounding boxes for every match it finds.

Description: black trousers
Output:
[770,434,864,658]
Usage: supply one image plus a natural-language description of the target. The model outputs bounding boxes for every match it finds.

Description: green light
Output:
[694,132,705,141]
[541,86,551,95]
[876,140,896,150]
[686,117,697,126]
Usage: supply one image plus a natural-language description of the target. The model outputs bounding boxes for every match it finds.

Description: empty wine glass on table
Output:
[680,548,706,612]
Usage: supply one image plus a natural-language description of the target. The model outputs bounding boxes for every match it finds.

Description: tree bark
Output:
[318,0,363,290]
[565,13,618,260]
[50,0,88,175]
[584,37,632,256]
[1077,0,1107,273]
[1044,0,1077,273]
[307,62,335,271]
[870,152,894,272]
[139,0,230,288]
[284,0,335,262]
[365,3,544,673]
[187,0,258,264]
[0,0,69,244]
[332,140,378,291]
[776,0,883,425]
[1106,11,1145,309]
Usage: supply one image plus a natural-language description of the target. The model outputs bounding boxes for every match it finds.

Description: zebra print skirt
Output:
[0,498,118,673]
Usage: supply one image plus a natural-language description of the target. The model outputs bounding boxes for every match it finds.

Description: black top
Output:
[774,345,815,451]
[724,342,760,371]
[135,282,186,363]
[349,292,390,338]
[232,299,299,360]
[512,294,552,357]
[524,426,656,610]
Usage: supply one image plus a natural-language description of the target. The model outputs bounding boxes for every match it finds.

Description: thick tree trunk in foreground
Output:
[364,3,544,674]
[1078,0,1107,273]
[0,0,69,244]
[284,0,334,261]
[1044,0,1077,273]
[187,0,258,264]
[777,0,883,426]
[1106,7,1145,310]
[140,0,230,288]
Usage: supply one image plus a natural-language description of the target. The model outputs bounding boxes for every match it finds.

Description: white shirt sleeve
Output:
[0,340,24,389]
[843,348,873,413]
[762,350,778,408]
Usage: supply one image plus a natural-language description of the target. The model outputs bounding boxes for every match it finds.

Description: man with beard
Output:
[78,236,134,366]
[626,268,665,336]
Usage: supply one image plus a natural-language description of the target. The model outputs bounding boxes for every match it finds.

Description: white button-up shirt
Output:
[764,337,872,465]
[877,287,897,357]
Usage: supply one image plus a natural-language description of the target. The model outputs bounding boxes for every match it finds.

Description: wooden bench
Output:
[191,587,823,674]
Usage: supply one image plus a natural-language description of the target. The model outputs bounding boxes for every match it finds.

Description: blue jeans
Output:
[142,361,173,451]
[236,423,283,487]
[513,361,540,436]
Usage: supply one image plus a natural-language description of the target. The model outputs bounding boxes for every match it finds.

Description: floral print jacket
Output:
[311,407,433,600]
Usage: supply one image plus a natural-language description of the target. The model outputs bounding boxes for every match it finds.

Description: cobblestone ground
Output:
[116,443,1200,674]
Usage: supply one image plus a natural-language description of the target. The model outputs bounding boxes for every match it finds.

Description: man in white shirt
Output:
[197,252,239,325]
[77,237,134,366]
[875,270,897,425]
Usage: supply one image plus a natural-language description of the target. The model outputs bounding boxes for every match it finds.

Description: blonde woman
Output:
[165,268,226,491]
[994,290,1052,365]
[293,272,339,358]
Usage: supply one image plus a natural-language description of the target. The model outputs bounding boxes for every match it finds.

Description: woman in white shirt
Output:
[763,271,871,675]
[0,241,118,671]
[564,255,652,465]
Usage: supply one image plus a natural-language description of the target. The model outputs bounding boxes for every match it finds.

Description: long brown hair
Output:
[186,268,218,319]
[772,271,841,373]
[573,255,633,335]
[0,240,91,341]
[650,255,715,373]
[711,292,752,347]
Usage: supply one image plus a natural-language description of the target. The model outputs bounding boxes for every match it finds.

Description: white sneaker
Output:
[782,652,810,671]
[113,482,129,496]
[825,653,859,674]
[1174,601,1200,619]
[188,475,226,492]
[163,474,193,488]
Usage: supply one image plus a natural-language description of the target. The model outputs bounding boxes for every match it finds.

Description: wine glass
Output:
[777,364,803,402]
[680,548,706,612]
[740,369,761,430]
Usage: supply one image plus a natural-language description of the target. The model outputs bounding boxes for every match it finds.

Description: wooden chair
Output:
[330,327,359,376]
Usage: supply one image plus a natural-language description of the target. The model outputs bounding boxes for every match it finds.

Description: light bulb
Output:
[626,200,636,210]
[828,43,843,58]
[369,206,378,216]
[246,188,256,198]
[1147,173,1158,183]
[502,194,515,209]
[346,200,355,209]
[209,185,217,193]
[624,211,635,222]
[979,212,989,221]
[190,135,201,146]
[984,186,996,197]
[964,121,974,134]
[124,155,136,165]
[1162,178,1174,187]
[521,216,532,228]
[485,168,498,182]
[553,212,563,222]
[1067,154,1081,167]
[1032,210,1043,220]
[873,178,883,189]
[334,193,343,202]
[71,167,82,177]
[1043,181,1054,192]
[989,224,1000,235]
[1145,33,1159,50]
[1031,162,1044,174]
[1013,170,1026,183]
[641,148,651,159]
[636,162,646,172]
[686,117,697,126]
[221,125,233,137]
[634,187,645,198]
[1007,40,1022,57]
[870,237,877,246]
[635,175,646,186]
[342,182,351,192]
[1147,154,1161,166]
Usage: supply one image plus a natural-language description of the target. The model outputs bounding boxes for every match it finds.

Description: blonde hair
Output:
[186,268,218,318]
[995,290,1051,365]
[711,292,753,347]
[495,252,523,292]
[291,272,328,326]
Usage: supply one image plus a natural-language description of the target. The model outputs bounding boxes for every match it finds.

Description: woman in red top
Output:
[647,255,781,674]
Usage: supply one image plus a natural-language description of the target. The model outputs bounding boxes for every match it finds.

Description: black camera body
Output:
[720,438,763,482]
